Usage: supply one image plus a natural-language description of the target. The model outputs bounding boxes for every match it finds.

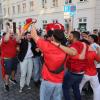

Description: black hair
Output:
[82,31,89,35]
[24,31,30,35]
[6,22,10,27]
[43,30,54,40]
[93,29,98,32]
[80,39,90,45]
[53,30,66,45]
[47,30,54,37]
[3,32,6,36]
[98,32,100,37]
[71,31,80,40]
[89,34,98,43]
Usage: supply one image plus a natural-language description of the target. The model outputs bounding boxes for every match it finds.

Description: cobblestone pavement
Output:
[0,65,93,100]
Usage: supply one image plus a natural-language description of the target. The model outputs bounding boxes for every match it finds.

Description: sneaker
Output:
[4,85,9,92]
[27,86,31,90]
[9,79,17,85]
[34,81,41,88]
[19,88,23,93]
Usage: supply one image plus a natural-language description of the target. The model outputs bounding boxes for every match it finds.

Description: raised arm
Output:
[95,47,100,62]
[31,25,39,42]
[51,41,78,56]
[4,32,10,42]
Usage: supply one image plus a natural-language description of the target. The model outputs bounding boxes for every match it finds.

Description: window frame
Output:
[52,0,59,7]
[17,5,20,14]
[30,1,34,11]
[22,3,26,13]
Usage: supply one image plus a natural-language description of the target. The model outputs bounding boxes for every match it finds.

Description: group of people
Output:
[0,20,100,100]
[0,22,42,93]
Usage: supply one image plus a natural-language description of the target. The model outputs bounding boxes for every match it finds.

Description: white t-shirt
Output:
[91,43,100,53]
[90,43,100,68]
[24,42,33,59]
[96,63,100,68]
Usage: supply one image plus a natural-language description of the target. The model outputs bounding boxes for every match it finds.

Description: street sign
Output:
[64,6,70,12]
[64,5,76,17]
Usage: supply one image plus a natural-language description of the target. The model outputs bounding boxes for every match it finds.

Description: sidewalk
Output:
[0,65,39,100]
[0,65,93,100]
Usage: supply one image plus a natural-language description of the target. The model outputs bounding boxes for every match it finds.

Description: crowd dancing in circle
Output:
[0,18,100,100]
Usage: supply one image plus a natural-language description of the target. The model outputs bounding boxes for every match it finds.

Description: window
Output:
[0,4,2,13]
[8,7,10,15]
[52,19,58,23]
[79,18,82,22]
[43,20,47,29]
[53,0,58,7]
[22,3,26,13]
[69,0,72,3]
[30,1,34,11]
[65,0,72,4]
[42,0,47,8]
[78,17,87,32]
[83,18,87,22]
[17,5,20,14]
[79,17,87,23]
[4,8,6,16]
[80,0,87,2]
[13,6,15,14]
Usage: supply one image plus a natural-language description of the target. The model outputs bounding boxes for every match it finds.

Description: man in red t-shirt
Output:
[79,41,100,100]
[0,32,18,91]
[52,31,87,100]
[31,24,79,100]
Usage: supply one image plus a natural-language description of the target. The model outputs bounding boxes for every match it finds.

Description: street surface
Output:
[0,65,93,100]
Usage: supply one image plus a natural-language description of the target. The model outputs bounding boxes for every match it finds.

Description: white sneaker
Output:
[27,86,31,90]
[19,88,23,93]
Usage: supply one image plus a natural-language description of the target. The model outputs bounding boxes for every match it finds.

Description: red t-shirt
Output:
[85,51,100,76]
[1,37,17,58]
[37,38,66,83]
[68,41,87,73]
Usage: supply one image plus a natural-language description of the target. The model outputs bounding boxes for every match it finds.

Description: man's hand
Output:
[51,41,60,47]
[31,25,39,42]
[51,41,77,56]
[35,48,40,52]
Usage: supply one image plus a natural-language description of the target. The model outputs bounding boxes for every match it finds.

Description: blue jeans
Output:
[33,56,42,82]
[40,79,63,100]
[4,57,18,75]
[97,68,100,83]
[62,71,83,100]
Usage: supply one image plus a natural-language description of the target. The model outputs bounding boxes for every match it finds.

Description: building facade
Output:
[0,0,3,32]
[1,0,100,32]
[2,0,64,32]
[95,0,100,29]
[73,0,96,32]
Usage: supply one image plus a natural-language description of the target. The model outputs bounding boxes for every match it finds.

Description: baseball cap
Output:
[45,23,64,33]
[26,18,33,24]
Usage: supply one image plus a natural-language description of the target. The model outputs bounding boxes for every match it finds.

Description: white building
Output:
[0,0,3,31]
[73,0,96,32]
[95,0,100,29]
[1,0,100,32]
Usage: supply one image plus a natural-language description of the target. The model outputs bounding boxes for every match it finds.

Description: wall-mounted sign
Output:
[64,5,76,17]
